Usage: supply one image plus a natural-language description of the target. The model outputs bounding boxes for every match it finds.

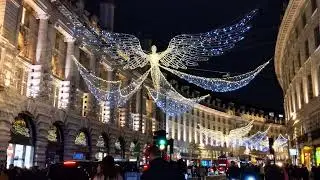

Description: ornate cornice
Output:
[274,0,304,89]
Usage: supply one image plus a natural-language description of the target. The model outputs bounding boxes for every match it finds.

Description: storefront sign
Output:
[12,119,30,137]
[73,153,85,160]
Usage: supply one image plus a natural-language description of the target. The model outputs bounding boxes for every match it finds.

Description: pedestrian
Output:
[93,164,104,180]
[226,161,240,180]
[199,166,206,180]
[141,145,184,180]
[301,164,309,180]
[102,156,123,180]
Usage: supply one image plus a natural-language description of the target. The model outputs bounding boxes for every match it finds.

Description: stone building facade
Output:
[0,0,155,168]
[275,0,320,167]
[167,81,287,161]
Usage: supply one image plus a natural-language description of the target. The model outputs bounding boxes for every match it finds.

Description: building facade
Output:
[167,81,287,162]
[275,0,320,167]
[0,0,156,168]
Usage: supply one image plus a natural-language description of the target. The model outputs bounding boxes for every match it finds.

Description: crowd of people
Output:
[225,160,320,180]
[1,146,320,180]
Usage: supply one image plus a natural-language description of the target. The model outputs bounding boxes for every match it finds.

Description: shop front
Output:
[315,147,320,166]
[6,113,35,169]
[46,124,64,165]
[73,131,91,160]
[301,146,313,170]
[95,134,109,161]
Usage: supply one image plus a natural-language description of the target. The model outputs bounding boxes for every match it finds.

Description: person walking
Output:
[93,164,104,180]
[141,145,184,180]
[102,156,123,180]
[226,161,240,180]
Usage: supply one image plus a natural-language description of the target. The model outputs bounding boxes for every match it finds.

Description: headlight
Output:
[245,176,256,180]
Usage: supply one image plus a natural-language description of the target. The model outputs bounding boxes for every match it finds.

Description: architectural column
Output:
[33,116,50,168]
[63,122,77,160]
[36,14,52,102]
[295,82,301,110]
[59,37,75,109]
[35,14,49,64]
[64,38,76,81]
[291,88,296,114]
[311,66,319,97]
[302,76,308,104]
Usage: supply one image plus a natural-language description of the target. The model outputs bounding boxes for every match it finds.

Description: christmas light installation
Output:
[259,134,288,151]
[72,56,150,107]
[145,71,209,115]
[243,126,270,148]
[201,120,254,146]
[161,61,269,92]
[57,3,267,115]
[273,134,288,149]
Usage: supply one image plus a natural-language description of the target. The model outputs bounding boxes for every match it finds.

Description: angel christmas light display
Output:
[70,9,269,115]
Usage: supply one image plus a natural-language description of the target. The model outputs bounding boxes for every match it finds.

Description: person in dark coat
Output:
[141,145,185,180]
[301,164,309,180]
[226,161,240,180]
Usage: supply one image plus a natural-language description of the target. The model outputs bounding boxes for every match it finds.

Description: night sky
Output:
[87,0,284,112]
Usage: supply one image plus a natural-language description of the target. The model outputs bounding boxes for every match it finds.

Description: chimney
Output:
[100,0,115,31]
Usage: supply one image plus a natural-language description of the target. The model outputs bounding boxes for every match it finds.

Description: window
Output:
[292,59,295,76]
[305,40,310,60]
[314,26,320,48]
[311,0,318,12]
[295,27,299,39]
[308,74,313,100]
[302,13,307,27]
[297,52,301,68]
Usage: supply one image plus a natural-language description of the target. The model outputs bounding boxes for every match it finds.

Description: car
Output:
[48,160,99,180]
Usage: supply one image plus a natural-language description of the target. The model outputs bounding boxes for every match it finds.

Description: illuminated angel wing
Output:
[160,10,257,69]
[273,134,288,148]
[100,31,148,69]
[227,120,254,140]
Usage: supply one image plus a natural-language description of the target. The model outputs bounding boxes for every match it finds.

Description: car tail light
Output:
[63,161,77,167]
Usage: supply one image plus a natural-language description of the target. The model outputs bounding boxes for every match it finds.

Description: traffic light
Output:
[158,137,167,150]
[153,130,167,151]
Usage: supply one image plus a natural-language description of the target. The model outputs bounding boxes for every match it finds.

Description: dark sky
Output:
[87,0,284,112]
